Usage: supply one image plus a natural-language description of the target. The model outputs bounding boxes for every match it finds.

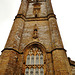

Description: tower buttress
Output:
[48,17,72,75]
[0,0,29,75]
[5,0,28,50]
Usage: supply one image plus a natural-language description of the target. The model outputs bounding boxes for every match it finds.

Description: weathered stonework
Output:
[0,0,74,75]
[19,21,51,52]
[49,18,63,50]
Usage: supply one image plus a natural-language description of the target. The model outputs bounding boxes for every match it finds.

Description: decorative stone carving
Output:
[33,24,38,39]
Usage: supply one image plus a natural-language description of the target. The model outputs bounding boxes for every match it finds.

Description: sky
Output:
[0,0,75,61]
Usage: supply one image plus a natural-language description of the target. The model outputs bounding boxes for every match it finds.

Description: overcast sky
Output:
[0,0,75,61]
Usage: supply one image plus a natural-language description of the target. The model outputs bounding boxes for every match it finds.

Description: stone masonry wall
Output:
[19,20,52,52]
[26,2,48,18]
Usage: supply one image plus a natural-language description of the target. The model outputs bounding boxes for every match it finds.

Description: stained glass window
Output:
[35,68,39,75]
[30,68,34,75]
[26,55,30,65]
[25,68,29,75]
[25,47,44,75]
[36,54,39,65]
[40,68,44,75]
[31,55,34,65]
[40,54,43,64]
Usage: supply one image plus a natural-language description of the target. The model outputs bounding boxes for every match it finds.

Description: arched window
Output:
[31,55,34,65]
[25,68,29,75]
[40,68,44,75]
[36,54,39,65]
[35,68,39,75]
[30,68,34,75]
[25,47,44,75]
[26,55,30,65]
[40,54,43,64]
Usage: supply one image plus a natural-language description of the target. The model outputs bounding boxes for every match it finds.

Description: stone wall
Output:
[26,2,48,18]
[68,58,75,75]
[19,20,51,52]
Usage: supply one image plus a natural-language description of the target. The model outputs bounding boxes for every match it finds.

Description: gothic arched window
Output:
[35,68,39,75]
[30,68,34,75]
[31,55,34,65]
[40,54,43,64]
[36,54,39,65]
[25,47,44,75]
[25,68,29,75]
[26,55,30,65]
[40,67,44,75]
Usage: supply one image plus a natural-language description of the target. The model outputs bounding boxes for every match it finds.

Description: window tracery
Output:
[25,47,44,75]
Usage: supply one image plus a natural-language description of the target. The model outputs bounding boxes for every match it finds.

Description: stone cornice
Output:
[2,48,66,54]
[46,48,66,54]
[47,13,56,19]
[15,13,56,21]
[68,57,75,66]
[2,48,23,54]
[15,14,25,21]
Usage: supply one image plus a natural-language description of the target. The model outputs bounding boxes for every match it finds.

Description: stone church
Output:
[0,0,75,75]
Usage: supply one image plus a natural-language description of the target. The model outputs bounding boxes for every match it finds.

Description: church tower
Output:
[0,0,73,75]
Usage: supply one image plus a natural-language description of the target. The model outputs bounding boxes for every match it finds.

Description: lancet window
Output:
[25,47,44,75]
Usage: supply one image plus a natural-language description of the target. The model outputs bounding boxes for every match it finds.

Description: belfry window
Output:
[25,47,44,75]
